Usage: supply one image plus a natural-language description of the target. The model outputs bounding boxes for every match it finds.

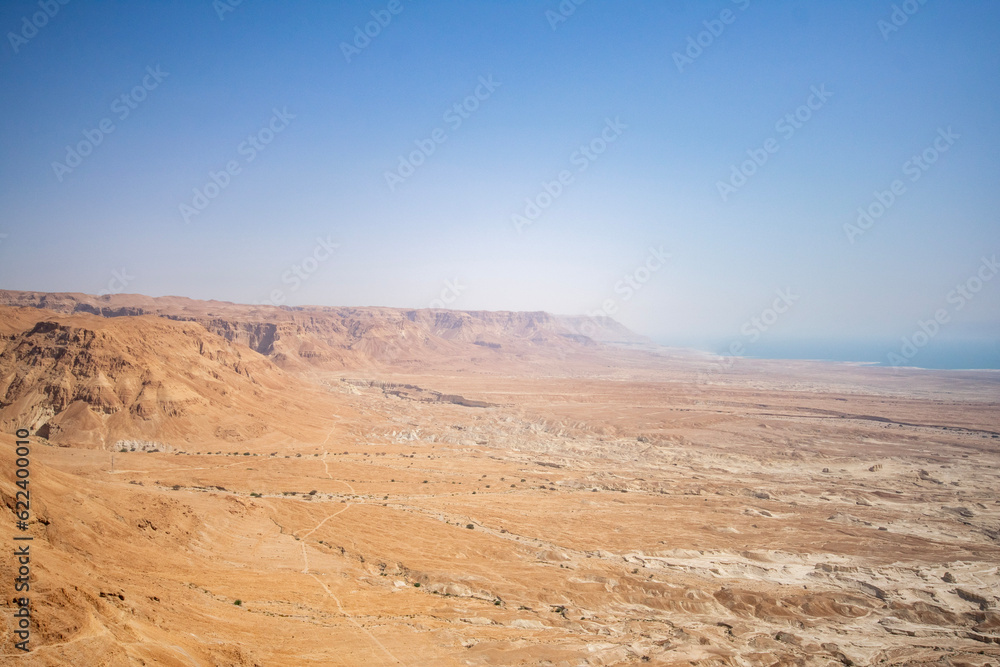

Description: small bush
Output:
[466,524,474,530]
[234,599,242,606]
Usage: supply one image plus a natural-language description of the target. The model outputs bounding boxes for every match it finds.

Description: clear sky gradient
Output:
[1,0,998,367]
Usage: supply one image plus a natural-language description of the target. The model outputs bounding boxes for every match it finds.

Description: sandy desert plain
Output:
[0,289,998,666]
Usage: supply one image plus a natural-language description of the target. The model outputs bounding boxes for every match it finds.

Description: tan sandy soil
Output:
[0,295,997,665]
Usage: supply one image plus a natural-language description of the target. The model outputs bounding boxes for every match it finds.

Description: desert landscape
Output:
[0,290,998,666]
[3,2,998,664]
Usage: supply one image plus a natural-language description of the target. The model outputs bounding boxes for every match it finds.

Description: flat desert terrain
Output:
[0,292,998,666]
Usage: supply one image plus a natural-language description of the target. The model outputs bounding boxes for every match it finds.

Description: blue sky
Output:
[1,0,998,365]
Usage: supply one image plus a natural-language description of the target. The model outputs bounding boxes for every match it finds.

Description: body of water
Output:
[681,338,1000,371]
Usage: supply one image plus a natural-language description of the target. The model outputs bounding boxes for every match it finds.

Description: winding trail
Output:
[306,573,405,666]
[294,418,406,666]
[298,503,352,572]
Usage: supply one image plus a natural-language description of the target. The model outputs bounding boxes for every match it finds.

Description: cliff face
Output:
[192,319,279,356]
[0,290,659,449]
[0,290,653,371]
[0,306,335,448]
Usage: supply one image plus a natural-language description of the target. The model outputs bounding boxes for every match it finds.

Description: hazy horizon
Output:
[1,0,998,369]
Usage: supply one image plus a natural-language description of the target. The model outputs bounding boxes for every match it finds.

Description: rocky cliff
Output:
[0,290,654,371]
[0,306,342,448]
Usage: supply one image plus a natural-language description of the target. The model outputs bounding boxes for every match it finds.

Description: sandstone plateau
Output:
[0,290,998,666]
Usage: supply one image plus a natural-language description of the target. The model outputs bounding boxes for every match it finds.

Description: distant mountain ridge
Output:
[0,290,654,371]
[0,290,655,447]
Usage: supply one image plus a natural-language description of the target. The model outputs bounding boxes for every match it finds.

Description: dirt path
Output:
[296,418,406,665]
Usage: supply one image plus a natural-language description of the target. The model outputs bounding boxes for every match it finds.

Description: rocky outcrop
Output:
[0,307,315,448]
